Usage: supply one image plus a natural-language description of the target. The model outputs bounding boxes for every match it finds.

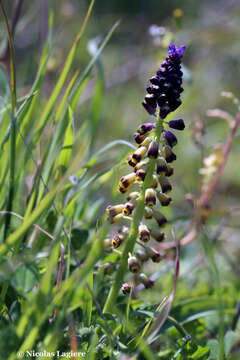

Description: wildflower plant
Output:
[103,44,186,312]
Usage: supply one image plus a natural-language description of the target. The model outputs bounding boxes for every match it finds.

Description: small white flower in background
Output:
[148,25,165,46]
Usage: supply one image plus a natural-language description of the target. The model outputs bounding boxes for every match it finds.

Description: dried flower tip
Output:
[136,249,149,262]
[119,184,129,193]
[121,282,131,294]
[119,173,136,189]
[168,119,185,130]
[137,122,155,135]
[158,175,172,193]
[106,204,124,219]
[151,251,162,263]
[133,132,148,144]
[165,164,174,177]
[164,131,178,147]
[139,273,154,289]
[163,145,177,163]
[127,155,136,167]
[150,175,158,189]
[152,209,168,227]
[127,191,140,202]
[128,255,141,273]
[156,191,172,206]
[139,224,150,243]
[147,141,159,159]
[140,136,154,148]
[112,233,125,248]
[134,158,149,172]
[103,238,112,251]
[145,188,156,207]
[156,157,168,175]
[98,262,113,274]
[132,146,148,163]
[145,246,162,263]
[136,169,147,182]
[123,202,135,216]
[150,228,166,242]
[144,206,153,219]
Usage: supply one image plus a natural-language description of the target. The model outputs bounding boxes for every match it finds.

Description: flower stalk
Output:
[103,115,164,313]
[103,44,186,313]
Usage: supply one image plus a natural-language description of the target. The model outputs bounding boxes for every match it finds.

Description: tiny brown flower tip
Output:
[158,176,172,193]
[151,251,162,263]
[133,132,147,144]
[120,173,136,188]
[147,141,159,159]
[134,158,149,172]
[145,188,156,207]
[98,262,113,274]
[127,155,137,167]
[156,157,168,175]
[136,249,149,262]
[150,175,158,189]
[123,202,135,216]
[132,146,148,163]
[165,164,174,177]
[144,206,153,219]
[139,224,150,242]
[112,233,124,248]
[136,169,146,182]
[127,191,140,202]
[145,246,162,263]
[156,191,172,206]
[152,209,167,227]
[139,273,154,289]
[106,204,124,219]
[150,228,165,242]
[128,255,141,273]
[163,145,177,163]
[121,282,131,294]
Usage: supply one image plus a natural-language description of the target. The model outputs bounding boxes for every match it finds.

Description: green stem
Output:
[0,1,17,240]
[167,316,188,337]
[103,116,163,313]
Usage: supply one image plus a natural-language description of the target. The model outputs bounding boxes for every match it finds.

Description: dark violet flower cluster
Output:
[142,44,185,119]
[100,44,186,295]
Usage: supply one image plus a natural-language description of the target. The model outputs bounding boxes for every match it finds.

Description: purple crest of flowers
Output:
[142,44,185,118]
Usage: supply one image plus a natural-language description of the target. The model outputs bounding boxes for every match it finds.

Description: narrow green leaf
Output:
[224,330,236,357]
[56,105,74,173]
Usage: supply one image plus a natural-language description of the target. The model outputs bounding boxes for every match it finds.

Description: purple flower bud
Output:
[168,119,185,130]
[164,131,178,147]
[147,141,159,159]
[133,132,147,144]
[137,122,155,135]
[142,94,157,115]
